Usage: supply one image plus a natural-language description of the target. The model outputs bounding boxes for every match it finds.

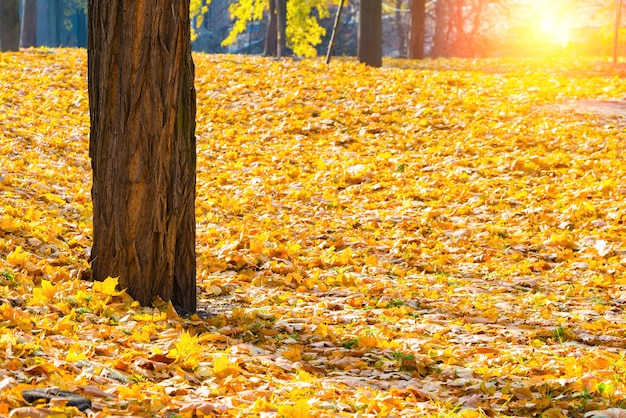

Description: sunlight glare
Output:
[539,16,571,47]
[527,0,573,48]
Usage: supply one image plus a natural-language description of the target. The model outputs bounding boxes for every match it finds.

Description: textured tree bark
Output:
[20,0,38,48]
[408,0,426,59]
[358,0,382,67]
[0,0,20,52]
[88,0,197,314]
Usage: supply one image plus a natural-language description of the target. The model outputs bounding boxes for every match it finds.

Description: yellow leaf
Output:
[66,346,87,362]
[358,336,379,348]
[169,331,202,369]
[297,369,316,383]
[547,232,577,249]
[199,333,229,344]
[213,353,240,378]
[42,192,66,204]
[0,304,32,331]
[30,280,56,305]
[92,276,121,295]
[133,311,167,322]
[0,216,20,233]
[6,246,29,267]
[278,399,311,418]
[283,346,302,362]
[364,254,378,267]
[541,407,567,418]
[459,410,483,418]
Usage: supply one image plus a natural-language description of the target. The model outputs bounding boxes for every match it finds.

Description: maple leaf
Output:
[30,280,56,305]
[6,246,29,267]
[168,330,202,370]
[92,276,123,296]
[277,399,311,418]
[212,353,240,379]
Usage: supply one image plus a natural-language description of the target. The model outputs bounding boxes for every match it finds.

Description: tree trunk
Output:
[358,0,382,67]
[276,0,287,57]
[20,0,38,48]
[450,0,465,56]
[88,0,197,314]
[615,0,623,65]
[0,0,20,52]
[264,0,277,56]
[432,0,447,57]
[395,0,406,57]
[408,0,425,59]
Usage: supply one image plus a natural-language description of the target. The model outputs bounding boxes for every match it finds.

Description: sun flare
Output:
[525,0,574,48]
[539,16,571,46]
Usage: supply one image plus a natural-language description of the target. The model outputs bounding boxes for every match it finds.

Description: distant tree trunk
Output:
[45,0,63,46]
[276,0,287,57]
[432,0,447,57]
[20,0,38,48]
[408,0,425,58]
[264,0,277,56]
[0,0,20,52]
[325,0,345,63]
[395,0,406,57]
[88,0,197,314]
[614,0,623,65]
[358,0,382,67]
[450,0,465,56]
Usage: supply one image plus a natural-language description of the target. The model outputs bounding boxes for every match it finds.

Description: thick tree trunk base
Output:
[88,1,197,314]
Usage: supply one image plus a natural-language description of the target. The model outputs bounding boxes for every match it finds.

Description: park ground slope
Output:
[1,48,626,416]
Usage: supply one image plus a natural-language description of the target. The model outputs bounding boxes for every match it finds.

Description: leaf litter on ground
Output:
[0,48,626,416]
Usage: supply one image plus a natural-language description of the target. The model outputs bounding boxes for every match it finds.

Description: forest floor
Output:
[1,49,626,417]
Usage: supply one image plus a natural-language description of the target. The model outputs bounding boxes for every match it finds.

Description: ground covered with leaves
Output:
[1,49,626,417]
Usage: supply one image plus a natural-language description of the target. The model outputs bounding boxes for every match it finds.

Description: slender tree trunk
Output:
[276,0,287,57]
[451,0,465,56]
[0,0,20,52]
[20,0,38,48]
[395,0,406,57]
[264,0,277,56]
[408,0,425,59]
[358,0,382,67]
[88,0,197,314]
[615,0,623,65]
[326,0,344,64]
[48,0,62,46]
[432,0,447,57]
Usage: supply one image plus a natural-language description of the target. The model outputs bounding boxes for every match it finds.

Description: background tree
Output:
[358,0,383,66]
[88,0,197,314]
[614,0,624,64]
[221,0,266,50]
[277,0,287,56]
[0,0,20,52]
[20,0,38,48]
[431,0,510,57]
[408,0,426,58]
[223,0,335,57]
[264,0,278,55]
[261,0,287,56]
[391,0,408,56]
